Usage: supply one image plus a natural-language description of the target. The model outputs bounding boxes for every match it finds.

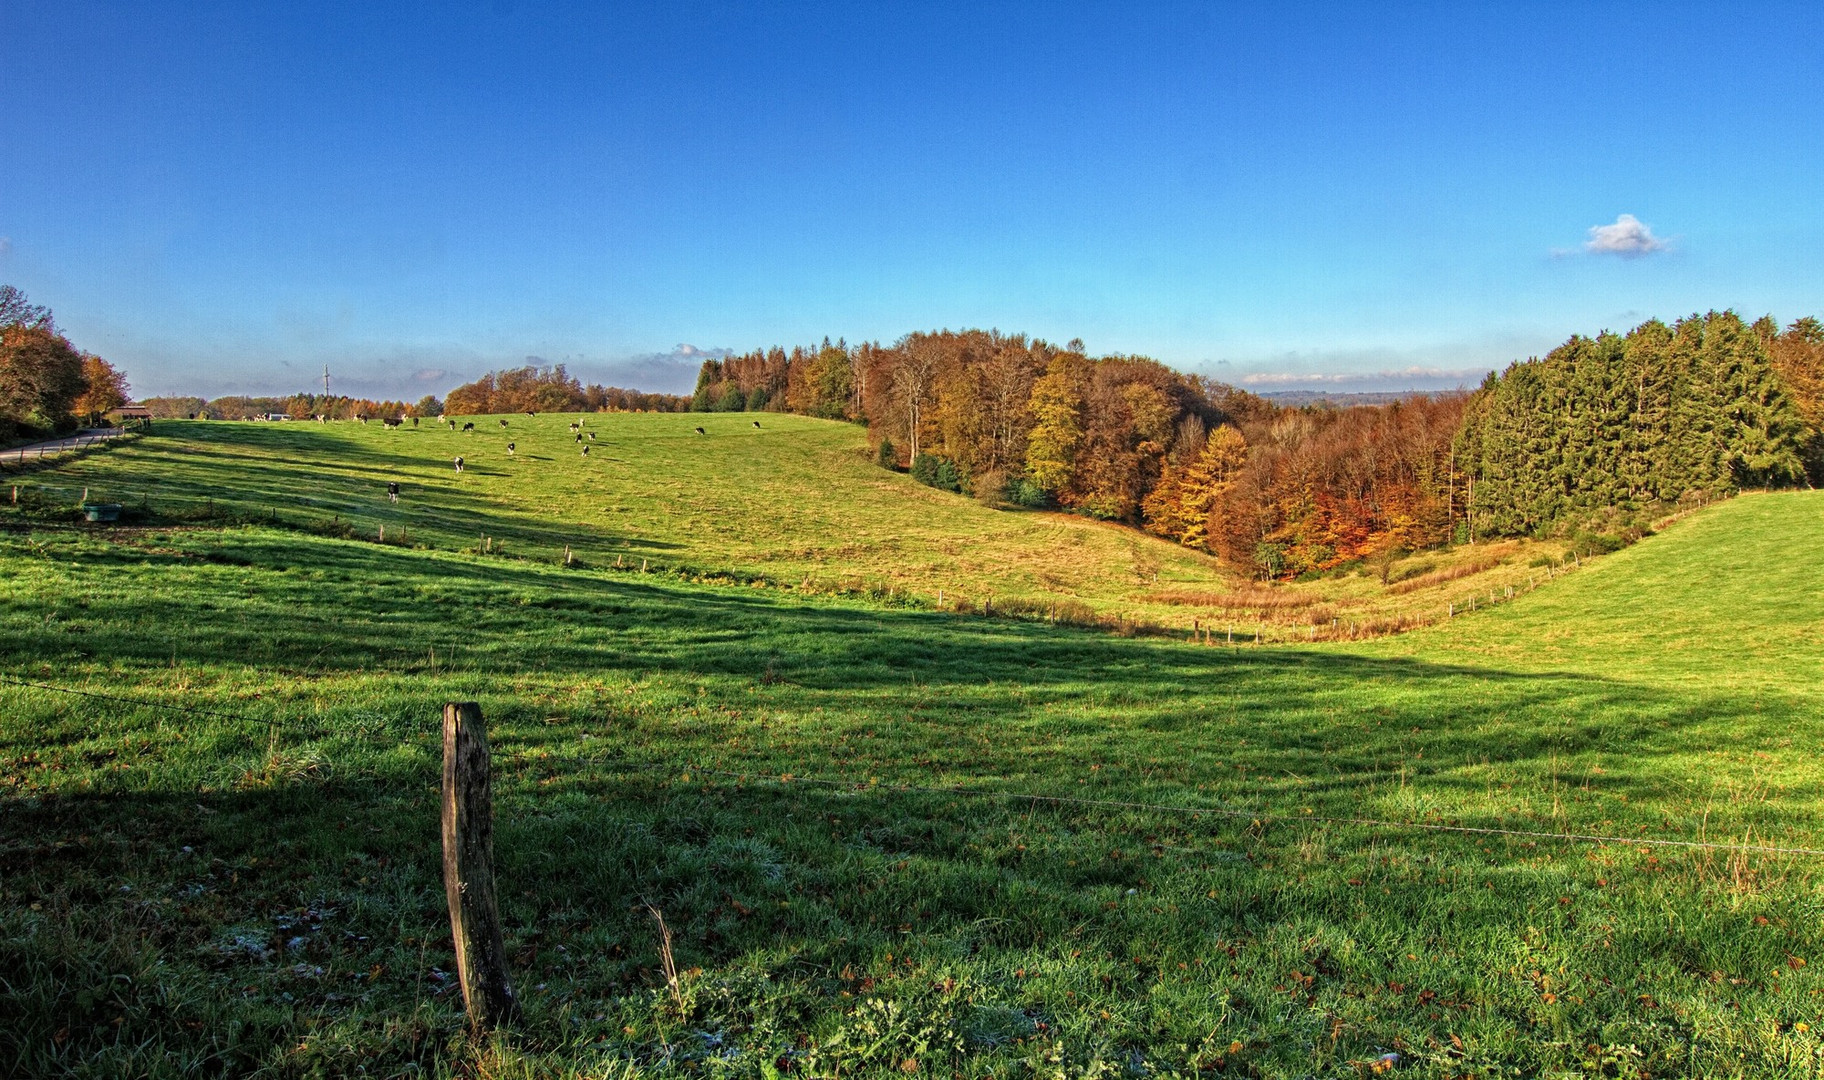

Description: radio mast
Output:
[323,365,331,396]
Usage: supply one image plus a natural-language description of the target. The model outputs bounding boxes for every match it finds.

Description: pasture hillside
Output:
[1372,490,1824,689]
[1,472,1821,1076]
[2,415,1570,633]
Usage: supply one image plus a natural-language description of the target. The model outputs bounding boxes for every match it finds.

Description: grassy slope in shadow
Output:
[2,491,1823,1076]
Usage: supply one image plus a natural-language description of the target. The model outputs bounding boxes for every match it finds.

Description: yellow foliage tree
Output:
[1141,425,1247,547]
[1023,353,1088,494]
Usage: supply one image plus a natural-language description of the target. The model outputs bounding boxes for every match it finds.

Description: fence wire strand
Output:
[6,674,1822,859]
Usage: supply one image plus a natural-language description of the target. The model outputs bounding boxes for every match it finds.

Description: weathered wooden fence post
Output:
[442,701,519,1032]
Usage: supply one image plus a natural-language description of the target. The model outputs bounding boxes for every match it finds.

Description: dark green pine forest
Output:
[1456,311,1817,538]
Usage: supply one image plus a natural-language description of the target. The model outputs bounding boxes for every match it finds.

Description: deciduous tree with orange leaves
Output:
[74,354,130,425]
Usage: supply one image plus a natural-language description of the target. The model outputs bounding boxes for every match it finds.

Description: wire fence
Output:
[0,428,138,470]
[6,673,1820,860]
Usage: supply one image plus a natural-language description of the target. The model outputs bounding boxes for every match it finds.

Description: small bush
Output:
[1568,532,1627,558]
[970,469,1008,507]
[1007,477,1047,507]
[876,438,898,470]
[910,454,961,493]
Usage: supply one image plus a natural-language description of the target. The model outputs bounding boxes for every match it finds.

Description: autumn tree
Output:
[784,340,854,419]
[1143,423,1248,547]
[886,333,944,458]
[0,324,86,439]
[138,396,207,419]
[1024,350,1089,495]
[0,285,55,332]
[74,354,130,424]
[1768,316,1824,483]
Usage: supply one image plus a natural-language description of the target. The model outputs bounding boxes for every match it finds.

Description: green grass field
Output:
[2,422,1822,1078]
[0,415,1572,635]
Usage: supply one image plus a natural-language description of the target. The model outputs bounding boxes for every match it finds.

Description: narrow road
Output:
[5,428,126,463]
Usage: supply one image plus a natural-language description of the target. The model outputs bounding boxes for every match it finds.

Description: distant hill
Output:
[1259,390,1449,407]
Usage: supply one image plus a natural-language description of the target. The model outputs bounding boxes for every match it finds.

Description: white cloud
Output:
[1583,213,1667,258]
[0,236,12,258]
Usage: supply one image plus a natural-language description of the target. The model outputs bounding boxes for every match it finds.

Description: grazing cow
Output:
[387,481,400,503]
[411,417,419,427]
[526,410,537,417]
[588,432,595,439]
[575,433,583,442]
[452,456,464,472]
[499,419,509,428]
[447,419,457,429]
[461,422,475,432]
[752,420,761,428]
[382,417,403,428]
[694,426,706,435]
[580,445,590,456]
[356,414,369,424]
[506,442,516,456]
[568,422,580,432]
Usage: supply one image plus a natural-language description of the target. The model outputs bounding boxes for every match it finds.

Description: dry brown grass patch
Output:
[1141,588,1319,610]
[1385,547,1517,595]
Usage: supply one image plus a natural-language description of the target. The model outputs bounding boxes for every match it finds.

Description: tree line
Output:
[140,362,696,422]
[1456,311,1821,538]
[139,393,421,421]
[695,316,1821,578]
[71,291,1824,581]
[0,286,131,443]
[445,364,691,415]
[695,330,1468,578]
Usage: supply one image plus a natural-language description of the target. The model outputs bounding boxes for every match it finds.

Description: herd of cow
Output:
[432,417,763,470]
[336,412,760,473]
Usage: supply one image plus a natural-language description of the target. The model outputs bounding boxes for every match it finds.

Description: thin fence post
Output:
[441,702,518,1033]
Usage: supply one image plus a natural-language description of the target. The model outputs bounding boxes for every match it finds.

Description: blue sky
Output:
[2,2,1819,400]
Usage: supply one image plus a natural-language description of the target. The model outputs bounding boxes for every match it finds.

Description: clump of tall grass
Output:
[1384,555,1504,594]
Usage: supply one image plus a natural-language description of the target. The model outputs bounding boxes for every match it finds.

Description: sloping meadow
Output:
[2,492,1822,1076]
[3,415,1595,643]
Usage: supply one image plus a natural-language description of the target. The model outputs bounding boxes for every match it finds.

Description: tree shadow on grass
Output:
[4,526,1811,830]
[13,429,696,559]
[5,721,1819,1079]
